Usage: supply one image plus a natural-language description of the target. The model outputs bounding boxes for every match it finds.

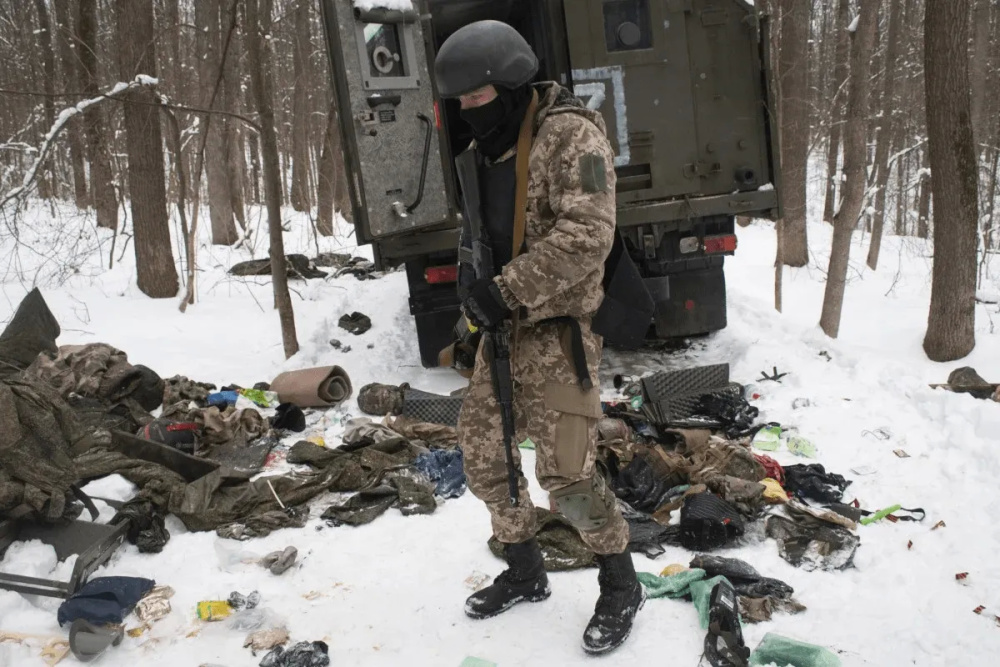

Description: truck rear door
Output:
[319,0,456,246]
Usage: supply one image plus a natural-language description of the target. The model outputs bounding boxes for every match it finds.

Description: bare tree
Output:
[820,1,878,339]
[196,0,239,245]
[923,0,979,361]
[970,0,991,152]
[776,0,810,266]
[76,0,117,230]
[116,0,179,298]
[32,0,56,200]
[290,0,312,212]
[52,0,89,208]
[823,0,851,225]
[246,0,299,358]
[867,0,905,270]
[316,98,353,235]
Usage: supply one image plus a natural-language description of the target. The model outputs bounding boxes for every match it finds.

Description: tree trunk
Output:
[53,0,89,208]
[819,0,878,339]
[970,0,991,152]
[116,0,179,299]
[823,0,851,225]
[195,0,238,245]
[77,0,117,229]
[290,0,312,213]
[917,156,931,239]
[248,133,262,204]
[867,0,905,270]
[317,99,354,235]
[776,0,809,266]
[221,0,247,231]
[32,0,57,199]
[246,0,299,358]
[922,0,979,361]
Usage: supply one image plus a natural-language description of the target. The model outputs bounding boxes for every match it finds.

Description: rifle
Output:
[454,149,520,506]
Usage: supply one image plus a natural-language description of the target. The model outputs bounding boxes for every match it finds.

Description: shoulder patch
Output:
[579,153,608,194]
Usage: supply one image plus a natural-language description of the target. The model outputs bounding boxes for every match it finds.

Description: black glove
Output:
[461,278,511,330]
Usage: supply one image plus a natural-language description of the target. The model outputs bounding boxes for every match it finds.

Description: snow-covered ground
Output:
[1,188,999,666]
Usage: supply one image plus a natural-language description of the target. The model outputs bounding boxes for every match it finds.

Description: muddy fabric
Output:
[704,475,766,517]
[112,498,170,553]
[786,498,857,530]
[459,320,629,555]
[259,640,330,667]
[0,378,91,521]
[488,508,597,571]
[0,288,60,375]
[216,508,309,541]
[739,595,807,624]
[162,375,216,409]
[783,464,851,504]
[357,383,407,416]
[25,343,164,411]
[766,515,860,571]
[642,446,690,489]
[685,436,765,485]
[493,82,617,324]
[689,555,794,600]
[193,406,268,448]
[384,414,457,447]
[230,254,327,280]
[320,472,435,526]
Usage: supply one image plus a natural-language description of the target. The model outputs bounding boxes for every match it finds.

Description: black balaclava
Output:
[460,84,533,161]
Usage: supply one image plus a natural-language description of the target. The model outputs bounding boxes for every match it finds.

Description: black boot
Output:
[582,552,645,655]
[465,538,550,620]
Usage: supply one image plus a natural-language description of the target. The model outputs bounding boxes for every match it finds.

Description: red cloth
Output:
[754,453,784,486]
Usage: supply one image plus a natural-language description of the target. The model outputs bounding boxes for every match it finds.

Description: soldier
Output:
[434,20,644,655]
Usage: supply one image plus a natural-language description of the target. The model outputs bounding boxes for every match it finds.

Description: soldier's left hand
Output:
[461,278,510,330]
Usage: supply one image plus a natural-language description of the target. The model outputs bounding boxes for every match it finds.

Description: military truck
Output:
[319,0,781,367]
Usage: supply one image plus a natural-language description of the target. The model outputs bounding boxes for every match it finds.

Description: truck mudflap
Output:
[646,266,727,338]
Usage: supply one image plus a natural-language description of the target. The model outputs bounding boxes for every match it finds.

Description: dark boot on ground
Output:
[582,551,645,655]
[465,537,550,619]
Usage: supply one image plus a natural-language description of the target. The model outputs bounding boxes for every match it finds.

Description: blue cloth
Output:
[57,576,156,626]
[414,449,466,498]
[207,391,239,407]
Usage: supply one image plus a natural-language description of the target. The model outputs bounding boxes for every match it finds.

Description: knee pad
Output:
[551,474,616,531]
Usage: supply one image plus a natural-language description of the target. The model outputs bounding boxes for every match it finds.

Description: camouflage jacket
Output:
[494,82,617,324]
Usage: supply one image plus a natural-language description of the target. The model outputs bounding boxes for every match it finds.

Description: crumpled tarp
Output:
[609,456,676,513]
[384,414,457,447]
[217,508,309,540]
[620,501,681,557]
[488,509,596,571]
[414,449,466,498]
[24,342,164,412]
[112,498,170,553]
[766,515,860,571]
[783,464,851,503]
[689,554,794,599]
[259,640,330,667]
[0,377,90,521]
[0,287,60,375]
[320,471,436,526]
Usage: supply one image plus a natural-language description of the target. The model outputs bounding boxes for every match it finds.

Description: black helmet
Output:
[434,20,539,98]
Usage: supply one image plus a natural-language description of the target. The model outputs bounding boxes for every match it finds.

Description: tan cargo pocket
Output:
[544,383,603,475]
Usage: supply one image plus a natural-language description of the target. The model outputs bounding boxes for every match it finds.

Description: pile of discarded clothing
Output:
[0,289,467,562]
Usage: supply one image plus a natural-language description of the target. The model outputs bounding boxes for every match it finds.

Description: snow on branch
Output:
[0,75,157,210]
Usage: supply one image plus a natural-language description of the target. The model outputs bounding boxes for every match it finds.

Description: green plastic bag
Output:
[752,425,782,451]
[459,658,497,667]
[749,633,841,667]
[785,435,817,458]
[636,570,729,629]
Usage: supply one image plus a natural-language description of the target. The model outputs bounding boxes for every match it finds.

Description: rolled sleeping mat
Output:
[269,365,353,408]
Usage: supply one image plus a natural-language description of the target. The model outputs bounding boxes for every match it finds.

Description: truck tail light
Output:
[425,265,458,284]
[433,101,442,129]
[704,234,738,254]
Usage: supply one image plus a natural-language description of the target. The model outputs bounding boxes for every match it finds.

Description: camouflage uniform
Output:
[457,83,628,555]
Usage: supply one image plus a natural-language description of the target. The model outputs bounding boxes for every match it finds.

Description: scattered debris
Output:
[229,255,327,279]
[260,547,298,576]
[893,449,910,458]
[931,520,946,531]
[245,627,290,655]
[758,366,788,382]
[338,312,372,335]
[907,540,913,550]
[464,572,491,591]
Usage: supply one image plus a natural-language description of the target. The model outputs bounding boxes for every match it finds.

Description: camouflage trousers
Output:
[457,318,629,555]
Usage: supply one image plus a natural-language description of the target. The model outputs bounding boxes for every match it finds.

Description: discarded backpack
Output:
[679,492,745,551]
